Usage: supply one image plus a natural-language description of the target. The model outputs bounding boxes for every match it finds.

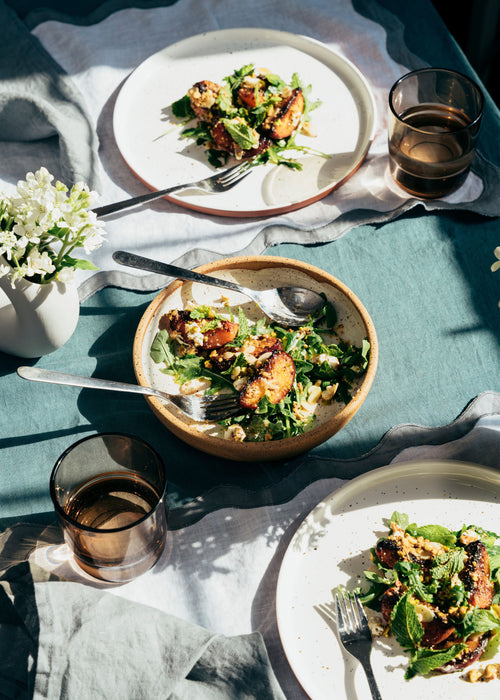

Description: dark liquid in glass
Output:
[389,104,474,198]
[63,472,166,581]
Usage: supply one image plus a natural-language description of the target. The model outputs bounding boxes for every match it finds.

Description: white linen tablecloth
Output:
[13,404,497,699]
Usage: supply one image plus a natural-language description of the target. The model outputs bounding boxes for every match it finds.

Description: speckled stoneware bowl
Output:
[133,256,378,461]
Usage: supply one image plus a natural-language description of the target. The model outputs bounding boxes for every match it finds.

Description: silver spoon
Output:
[113,250,326,327]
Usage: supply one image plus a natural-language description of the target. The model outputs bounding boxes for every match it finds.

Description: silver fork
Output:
[317,591,383,700]
[93,162,253,217]
[17,366,242,422]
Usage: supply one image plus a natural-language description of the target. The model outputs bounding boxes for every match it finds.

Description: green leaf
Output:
[394,561,433,603]
[390,592,424,651]
[229,307,251,346]
[412,524,456,547]
[150,330,175,366]
[461,608,500,637]
[224,63,255,92]
[406,644,467,678]
[431,547,465,580]
[72,258,98,270]
[172,94,195,119]
[219,118,259,150]
[389,511,409,530]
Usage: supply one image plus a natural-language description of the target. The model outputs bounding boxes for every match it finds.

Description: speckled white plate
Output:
[113,28,375,217]
[276,460,500,699]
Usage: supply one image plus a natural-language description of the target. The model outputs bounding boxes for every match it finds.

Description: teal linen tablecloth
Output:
[1,209,499,524]
[0,0,499,522]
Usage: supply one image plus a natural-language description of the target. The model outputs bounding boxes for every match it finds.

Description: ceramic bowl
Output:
[133,256,378,461]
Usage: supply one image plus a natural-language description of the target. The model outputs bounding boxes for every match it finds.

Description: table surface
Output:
[1,2,500,698]
[1,0,499,525]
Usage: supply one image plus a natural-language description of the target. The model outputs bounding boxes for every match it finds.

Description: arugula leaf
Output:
[171,94,195,119]
[406,644,467,679]
[394,561,433,603]
[224,63,255,92]
[150,330,175,366]
[167,354,204,384]
[390,592,424,651]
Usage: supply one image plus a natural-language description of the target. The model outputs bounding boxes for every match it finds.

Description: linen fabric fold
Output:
[0,561,285,700]
[0,0,100,190]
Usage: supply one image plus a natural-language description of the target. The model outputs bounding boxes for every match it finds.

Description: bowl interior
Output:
[133,256,378,461]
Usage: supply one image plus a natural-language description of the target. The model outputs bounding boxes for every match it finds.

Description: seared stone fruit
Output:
[460,540,495,608]
[239,350,295,410]
[438,633,491,673]
[211,120,271,159]
[160,310,239,350]
[187,80,220,122]
[209,335,282,373]
[375,522,447,573]
[265,88,304,140]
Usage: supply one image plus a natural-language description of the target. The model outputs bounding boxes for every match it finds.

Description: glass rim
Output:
[388,67,484,132]
[50,431,167,534]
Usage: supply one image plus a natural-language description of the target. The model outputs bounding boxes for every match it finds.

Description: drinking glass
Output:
[388,68,483,198]
[50,433,167,582]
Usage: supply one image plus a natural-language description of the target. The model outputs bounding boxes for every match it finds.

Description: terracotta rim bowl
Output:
[133,255,378,461]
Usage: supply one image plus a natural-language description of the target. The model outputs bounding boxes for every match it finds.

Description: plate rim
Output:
[113,27,376,218]
[275,458,500,699]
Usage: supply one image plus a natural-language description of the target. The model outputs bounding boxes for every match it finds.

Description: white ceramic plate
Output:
[113,28,375,217]
[276,460,500,699]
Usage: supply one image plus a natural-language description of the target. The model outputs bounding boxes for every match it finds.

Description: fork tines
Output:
[200,394,242,421]
[335,590,371,638]
[168,392,242,422]
[216,161,252,186]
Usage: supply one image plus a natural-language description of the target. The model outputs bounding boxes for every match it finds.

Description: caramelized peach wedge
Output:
[150,302,370,442]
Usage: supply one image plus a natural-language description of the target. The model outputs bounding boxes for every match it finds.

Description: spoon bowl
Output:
[113,250,325,326]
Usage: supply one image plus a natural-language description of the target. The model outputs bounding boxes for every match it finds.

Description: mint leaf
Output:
[412,524,456,547]
[220,118,259,150]
[431,548,465,580]
[406,644,466,679]
[390,593,423,651]
[390,511,409,530]
[461,608,500,637]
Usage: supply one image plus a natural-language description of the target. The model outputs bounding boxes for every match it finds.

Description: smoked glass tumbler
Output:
[50,433,167,582]
[388,68,483,198]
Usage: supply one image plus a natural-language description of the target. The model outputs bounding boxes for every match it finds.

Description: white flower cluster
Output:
[0,167,105,286]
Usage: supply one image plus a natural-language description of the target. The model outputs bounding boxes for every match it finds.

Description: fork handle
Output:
[17,366,165,401]
[92,180,199,217]
[113,250,246,295]
[360,656,383,700]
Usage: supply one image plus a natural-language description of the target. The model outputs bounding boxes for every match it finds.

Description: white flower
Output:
[25,248,56,276]
[56,266,75,284]
[0,167,105,286]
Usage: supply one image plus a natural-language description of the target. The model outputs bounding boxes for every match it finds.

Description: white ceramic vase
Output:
[0,263,80,358]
